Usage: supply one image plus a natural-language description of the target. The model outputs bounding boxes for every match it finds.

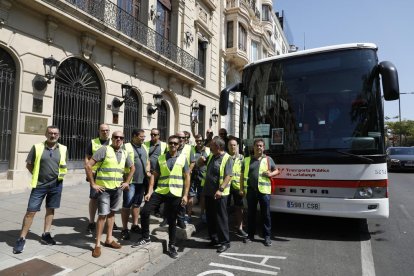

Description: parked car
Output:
[386,147,414,171]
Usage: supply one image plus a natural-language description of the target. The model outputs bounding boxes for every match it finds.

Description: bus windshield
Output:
[242,48,384,156]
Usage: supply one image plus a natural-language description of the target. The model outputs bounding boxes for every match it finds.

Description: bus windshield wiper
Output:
[335,150,374,163]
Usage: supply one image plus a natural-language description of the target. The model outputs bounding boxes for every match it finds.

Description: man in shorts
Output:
[85,131,135,257]
[13,126,68,254]
[120,129,150,240]
[84,124,110,233]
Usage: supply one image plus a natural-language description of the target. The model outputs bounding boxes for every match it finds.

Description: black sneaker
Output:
[13,237,26,254]
[236,229,248,238]
[86,222,96,234]
[41,232,56,245]
[120,229,130,240]
[177,219,186,229]
[168,244,178,259]
[243,236,253,243]
[159,219,168,227]
[130,224,141,233]
[264,237,272,247]
[131,238,151,248]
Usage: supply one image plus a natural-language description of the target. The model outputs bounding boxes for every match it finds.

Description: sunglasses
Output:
[113,136,124,140]
[169,142,178,146]
[150,133,159,136]
[178,137,185,139]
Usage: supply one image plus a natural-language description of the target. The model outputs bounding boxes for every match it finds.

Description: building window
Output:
[238,24,247,51]
[0,48,15,171]
[262,5,270,21]
[226,21,233,48]
[157,100,168,142]
[198,104,205,137]
[251,40,259,61]
[198,40,207,86]
[123,90,140,142]
[155,0,171,56]
[53,58,101,163]
[117,0,141,37]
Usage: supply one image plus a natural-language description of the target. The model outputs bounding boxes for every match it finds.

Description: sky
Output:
[273,0,414,121]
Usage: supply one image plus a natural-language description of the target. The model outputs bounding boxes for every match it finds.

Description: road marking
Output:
[209,263,278,275]
[361,239,376,276]
[219,253,285,270]
[197,270,235,276]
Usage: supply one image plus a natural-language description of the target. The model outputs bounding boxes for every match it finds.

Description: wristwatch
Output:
[218,187,224,192]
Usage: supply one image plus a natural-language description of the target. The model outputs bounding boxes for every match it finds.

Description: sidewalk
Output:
[0,183,200,275]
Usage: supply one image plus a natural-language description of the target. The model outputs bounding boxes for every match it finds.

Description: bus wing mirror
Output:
[219,82,242,115]
[379,61,399,101]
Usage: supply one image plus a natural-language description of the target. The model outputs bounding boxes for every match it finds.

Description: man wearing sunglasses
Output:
[144,128,167,175]
[84,124,110,234]
[176,131,195,229]
[85,131,135,258]
[134,135,190,259]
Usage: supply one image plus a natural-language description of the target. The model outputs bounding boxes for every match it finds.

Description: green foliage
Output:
[385,120,414,146]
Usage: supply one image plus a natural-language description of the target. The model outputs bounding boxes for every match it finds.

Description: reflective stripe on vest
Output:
[31,142,67,188]
[155,154,186,197]
[200,153,231,196]
[243,156,271,194]
[95,146,127,189]
[231,155,243,190]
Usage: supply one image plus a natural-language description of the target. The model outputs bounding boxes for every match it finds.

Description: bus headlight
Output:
[390,159,400,164]
[354,187,387,199]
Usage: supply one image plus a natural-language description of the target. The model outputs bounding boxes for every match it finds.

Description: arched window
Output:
[124,90,140,141]
[0,48,16,171]
[53,58,101,163]
[157,100,168,142]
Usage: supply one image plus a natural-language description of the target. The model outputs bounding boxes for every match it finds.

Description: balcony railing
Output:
[46,0,204,78]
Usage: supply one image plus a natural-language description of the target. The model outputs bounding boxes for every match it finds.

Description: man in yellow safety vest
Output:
[240,138,280,247]
[13,126,68,254]
[132,135,190,259]
[85,131,135,258]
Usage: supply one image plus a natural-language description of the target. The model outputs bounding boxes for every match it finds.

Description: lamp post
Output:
[398,92,414,146]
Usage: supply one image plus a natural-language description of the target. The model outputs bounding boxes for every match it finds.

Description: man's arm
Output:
[144,171,158,201]
[85,158,105,192]
[181,171,190,206]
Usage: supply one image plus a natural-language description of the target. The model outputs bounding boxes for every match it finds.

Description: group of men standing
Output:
[12,124,280,260]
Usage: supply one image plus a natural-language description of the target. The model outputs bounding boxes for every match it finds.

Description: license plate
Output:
[404,163,414,167]
[287,201,320,210]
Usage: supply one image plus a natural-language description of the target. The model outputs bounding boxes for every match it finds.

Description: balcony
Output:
[42,0,204,80]
[224,43,249,69]
[226,0,260,21]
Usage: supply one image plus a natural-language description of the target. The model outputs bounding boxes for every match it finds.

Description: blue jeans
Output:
[122,183,145,208]
[246,188,271,239]
[27,181,63,212]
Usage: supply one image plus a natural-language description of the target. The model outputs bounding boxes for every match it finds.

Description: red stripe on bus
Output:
[271,178,388,188]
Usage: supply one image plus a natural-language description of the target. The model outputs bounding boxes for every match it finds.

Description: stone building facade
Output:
[0,0,221,192]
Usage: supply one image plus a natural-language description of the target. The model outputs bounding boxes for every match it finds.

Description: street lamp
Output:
[398,92,414,145]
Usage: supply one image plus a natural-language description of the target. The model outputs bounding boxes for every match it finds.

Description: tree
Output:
[385,120,414,146]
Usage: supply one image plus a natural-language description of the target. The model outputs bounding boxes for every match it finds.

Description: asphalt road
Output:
[131,172,414,276]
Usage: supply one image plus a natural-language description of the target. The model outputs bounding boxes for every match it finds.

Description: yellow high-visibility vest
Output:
[155,153,186,197]
[231,155,244,190]
[243,156,271,194]
[31,142,67,188]
[200,153,231,196]
[95,146,127,189]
